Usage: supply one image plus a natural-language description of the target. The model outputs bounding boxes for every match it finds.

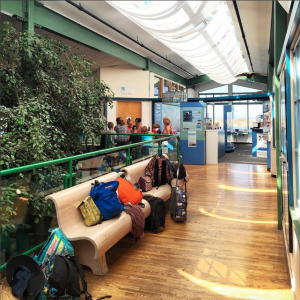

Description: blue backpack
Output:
[90,180,124,220]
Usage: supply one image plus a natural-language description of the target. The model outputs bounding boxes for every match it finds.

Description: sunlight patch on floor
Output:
[200,208,277,224]
[178,269,291,300]
[218,184,276,193]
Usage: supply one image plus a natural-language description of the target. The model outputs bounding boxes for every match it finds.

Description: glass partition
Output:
[249,104,263,129]
[0,133,179,268]
[214,105,224,129]
[233,104,247,131]
[1,164,68,263]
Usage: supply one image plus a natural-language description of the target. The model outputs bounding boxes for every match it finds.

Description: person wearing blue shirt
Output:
[141,126,153,145]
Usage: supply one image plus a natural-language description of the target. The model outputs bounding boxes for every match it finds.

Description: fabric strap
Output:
[61,256,76,293]
[69,257,112,300]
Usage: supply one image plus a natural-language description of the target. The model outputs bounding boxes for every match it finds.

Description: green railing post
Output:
[0,133,179,271]
[158,141,162,155]
[177,136,180,161]
[64,160,73,189]
[126,147,131,166]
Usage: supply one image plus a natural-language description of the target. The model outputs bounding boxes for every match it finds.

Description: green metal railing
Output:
[0,134,179,270]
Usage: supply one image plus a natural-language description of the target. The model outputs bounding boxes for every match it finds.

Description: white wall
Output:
[106,101,117,126]
[101,68,187,129]
[100,67,150,98]
[187,88,195,98]
[100,67,152,128]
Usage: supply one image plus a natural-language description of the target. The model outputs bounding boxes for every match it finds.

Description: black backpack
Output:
[145,197,166,233]
[48,255,111,300]
[173,163,187,180]
[145,155,171,188]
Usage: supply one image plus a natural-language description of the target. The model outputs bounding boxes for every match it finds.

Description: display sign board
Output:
[182,108,202,131]
[162,91,187,102]
[119,86,134,95]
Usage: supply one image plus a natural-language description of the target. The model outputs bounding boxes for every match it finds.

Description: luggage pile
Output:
[4,154,189,300]
[5,228,112,300]
[136,154,189,233]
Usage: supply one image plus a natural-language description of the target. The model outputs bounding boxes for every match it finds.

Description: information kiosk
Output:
[180,102,206,165]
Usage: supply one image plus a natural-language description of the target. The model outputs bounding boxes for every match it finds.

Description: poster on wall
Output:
[257,134,267,149]
[154,103,163,129]
[119,86,134,95]
[188,131,196,147]
[162,92,187,102]
[257,150,267,158]
[183,108,202,131]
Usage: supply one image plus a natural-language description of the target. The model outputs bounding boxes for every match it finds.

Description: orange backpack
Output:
[115,177,143,205]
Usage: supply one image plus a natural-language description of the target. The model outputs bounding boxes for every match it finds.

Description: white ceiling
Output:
[227,1,272,75]
[40,0,200,78]
[40,1,272,79]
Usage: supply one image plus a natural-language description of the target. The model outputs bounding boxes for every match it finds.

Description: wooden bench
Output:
[45,172,150,275]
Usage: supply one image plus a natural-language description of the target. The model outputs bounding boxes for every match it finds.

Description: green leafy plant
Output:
[0,21,114,232]
[1,21,113,169]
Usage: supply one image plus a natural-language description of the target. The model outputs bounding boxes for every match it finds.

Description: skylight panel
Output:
[108,1,248,83]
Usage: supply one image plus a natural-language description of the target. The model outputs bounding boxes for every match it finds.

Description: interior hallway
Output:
[85,164,290,300]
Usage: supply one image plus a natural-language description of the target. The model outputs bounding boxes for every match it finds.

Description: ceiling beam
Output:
[187,74,267,87]
[1,0,186,85]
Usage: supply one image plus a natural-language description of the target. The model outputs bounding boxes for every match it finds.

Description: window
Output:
[154,77,161,98]
[249,104,263,129]
[214,105,224,128]
[199,85,229,94]
[207,104,213,121]
[292,38,300,206]
[164,79,170,93]
[233,104,247,130]
[232,85,261,95]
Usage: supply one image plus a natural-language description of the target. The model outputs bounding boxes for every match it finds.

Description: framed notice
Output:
[119,86,134,95]
[188,131,196,147]
[182,108,202,131]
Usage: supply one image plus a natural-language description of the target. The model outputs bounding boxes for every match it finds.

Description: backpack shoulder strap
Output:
[61,256,76,291]
[70,257,111,300]
[160,156,171,183]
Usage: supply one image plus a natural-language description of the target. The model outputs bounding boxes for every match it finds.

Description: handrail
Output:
[1,134,179,176]
[0,241,46,271]
[0,134,180,271]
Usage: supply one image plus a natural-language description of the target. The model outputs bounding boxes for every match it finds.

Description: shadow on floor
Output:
[218,143,267,165]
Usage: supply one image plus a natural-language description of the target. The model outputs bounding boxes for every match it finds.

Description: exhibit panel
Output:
[252,128,267,157]
[180,102,206,165]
